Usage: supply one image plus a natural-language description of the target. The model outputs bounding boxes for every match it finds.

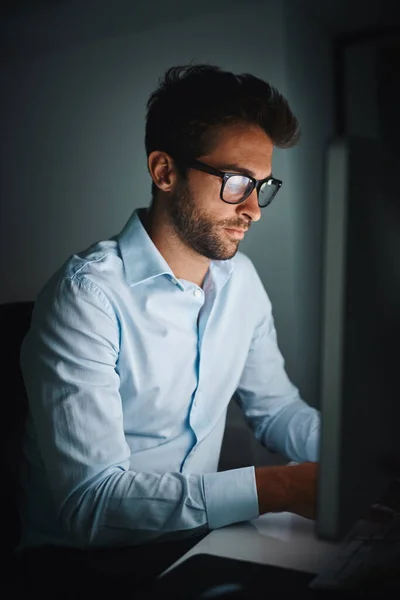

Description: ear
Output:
[148,151,179,193]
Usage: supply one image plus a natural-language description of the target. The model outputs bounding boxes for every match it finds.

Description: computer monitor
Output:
[315,135,400,542]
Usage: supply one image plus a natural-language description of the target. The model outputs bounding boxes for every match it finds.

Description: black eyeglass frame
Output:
[178,157,283,207]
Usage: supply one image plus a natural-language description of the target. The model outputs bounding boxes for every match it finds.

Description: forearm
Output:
[58,469,209,547]
[55,465,260,547]
[260,402,321,462]
[242,398,321,463]
[254,465,290,514]
[254,462,318,519]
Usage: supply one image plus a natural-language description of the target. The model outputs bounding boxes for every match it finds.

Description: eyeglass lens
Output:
[222,175,278,207]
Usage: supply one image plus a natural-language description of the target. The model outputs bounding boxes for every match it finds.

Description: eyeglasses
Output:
[179,157,283,208]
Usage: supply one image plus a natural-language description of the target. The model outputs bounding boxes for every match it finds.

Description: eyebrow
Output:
[218,163,272,180]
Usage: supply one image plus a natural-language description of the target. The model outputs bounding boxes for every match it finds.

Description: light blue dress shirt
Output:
[18,208,320,549]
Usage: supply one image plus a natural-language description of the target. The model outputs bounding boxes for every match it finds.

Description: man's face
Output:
[168,124,274,261]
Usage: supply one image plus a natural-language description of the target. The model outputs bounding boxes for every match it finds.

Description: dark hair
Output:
[145,64,300,196]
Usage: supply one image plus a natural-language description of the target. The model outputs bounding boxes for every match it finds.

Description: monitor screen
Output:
[315,136,400,542]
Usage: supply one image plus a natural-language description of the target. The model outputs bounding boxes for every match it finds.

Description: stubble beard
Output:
[168,182,243,261]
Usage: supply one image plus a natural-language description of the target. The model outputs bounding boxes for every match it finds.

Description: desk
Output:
[163,512,341,577]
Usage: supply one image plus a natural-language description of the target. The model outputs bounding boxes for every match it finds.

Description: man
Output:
[18,64,319,564]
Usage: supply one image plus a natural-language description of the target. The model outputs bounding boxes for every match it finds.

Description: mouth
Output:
[224,228,247,240]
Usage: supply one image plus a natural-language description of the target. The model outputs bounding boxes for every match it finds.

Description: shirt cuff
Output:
[203,466,259,529]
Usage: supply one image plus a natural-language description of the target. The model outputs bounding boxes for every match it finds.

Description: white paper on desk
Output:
[250,512,296,542]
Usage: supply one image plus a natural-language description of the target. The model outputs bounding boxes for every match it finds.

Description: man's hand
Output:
[254,461,318,520]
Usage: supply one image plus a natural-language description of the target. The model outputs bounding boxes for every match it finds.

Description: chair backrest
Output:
[1,301,34,549]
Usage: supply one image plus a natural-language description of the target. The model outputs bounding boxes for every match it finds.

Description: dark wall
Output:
[377,38,400,156]
[336,28,400,148]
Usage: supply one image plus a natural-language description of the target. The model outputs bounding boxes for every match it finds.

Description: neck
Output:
[142,203,210,288]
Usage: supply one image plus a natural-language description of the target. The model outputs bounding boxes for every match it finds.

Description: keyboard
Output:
[310,499,400,591]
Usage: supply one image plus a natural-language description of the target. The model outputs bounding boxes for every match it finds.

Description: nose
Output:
[237,188,262,223]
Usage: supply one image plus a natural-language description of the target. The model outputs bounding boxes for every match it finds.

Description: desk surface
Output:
[164,512,342,577]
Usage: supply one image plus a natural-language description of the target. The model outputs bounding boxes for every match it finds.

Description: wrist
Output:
[254,465,291,515]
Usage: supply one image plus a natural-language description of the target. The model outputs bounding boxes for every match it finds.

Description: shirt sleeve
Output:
[235,282,321,464]
[21,275,257,547]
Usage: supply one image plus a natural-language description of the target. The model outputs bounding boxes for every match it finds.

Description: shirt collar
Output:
[117,208,173,287]
[117,207,234,289]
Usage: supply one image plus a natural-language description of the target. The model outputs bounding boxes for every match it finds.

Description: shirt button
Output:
[193,289,202,298]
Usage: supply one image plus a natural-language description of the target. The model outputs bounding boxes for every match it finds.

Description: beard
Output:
[168,180,249,261]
